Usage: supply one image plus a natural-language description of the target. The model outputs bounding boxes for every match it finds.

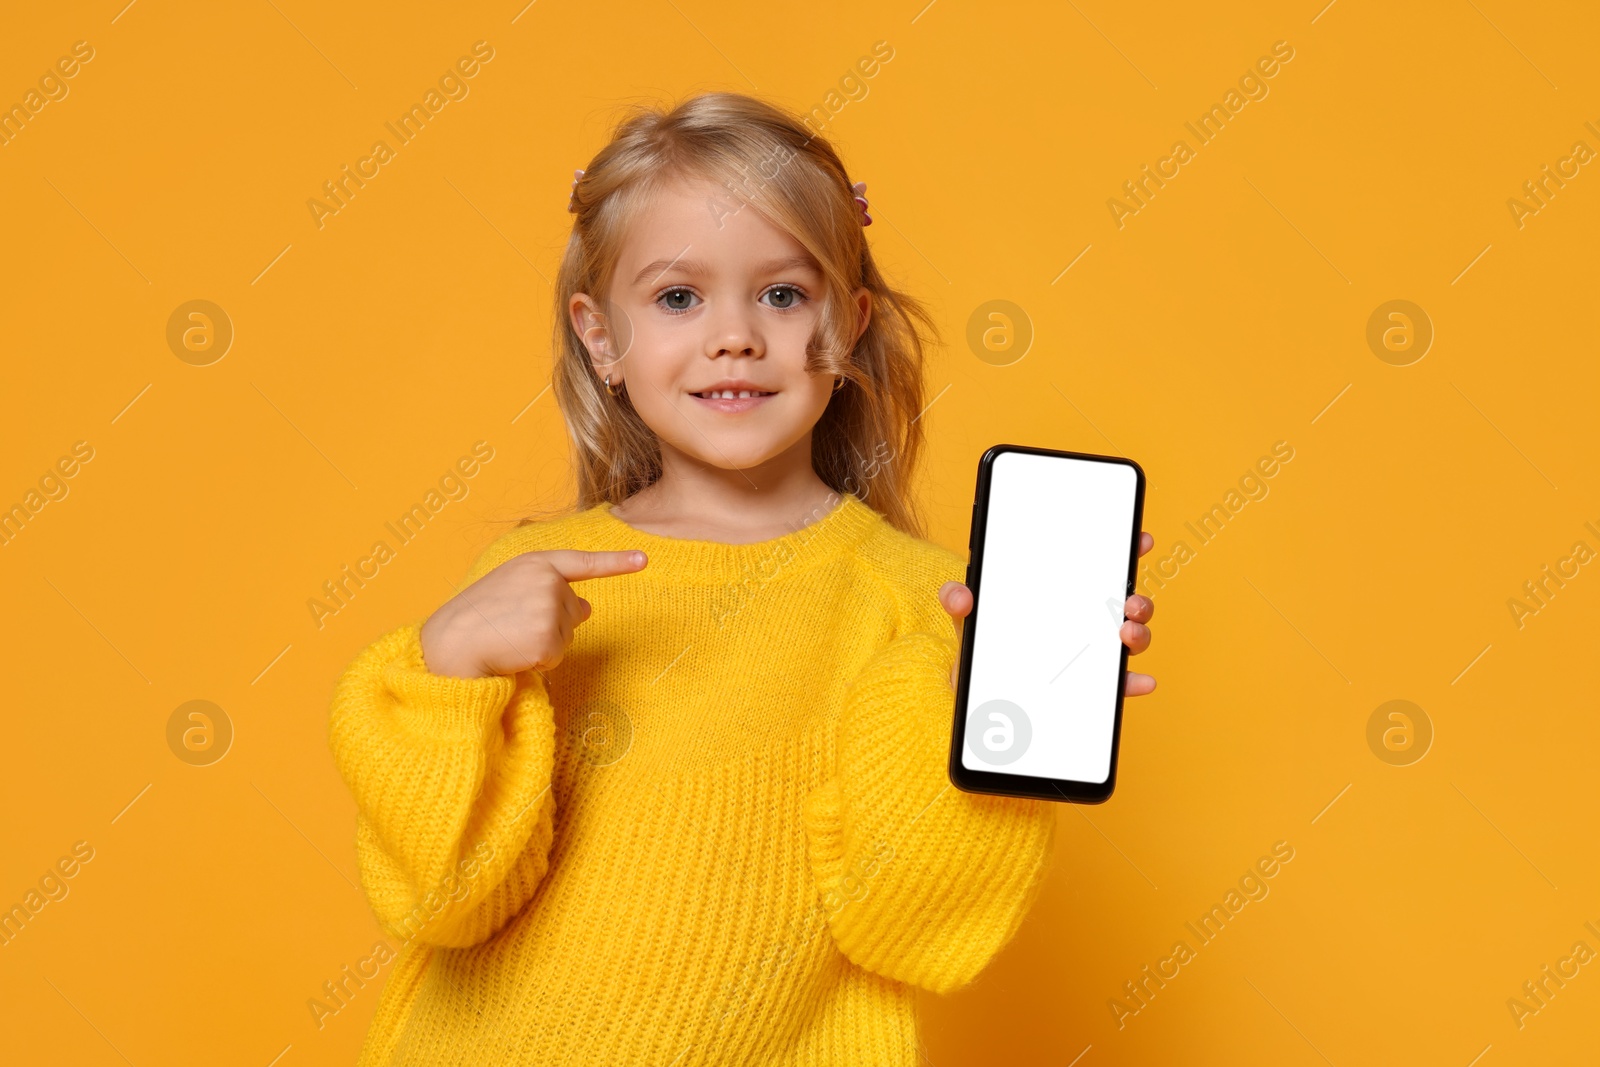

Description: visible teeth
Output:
[699,390,769,399]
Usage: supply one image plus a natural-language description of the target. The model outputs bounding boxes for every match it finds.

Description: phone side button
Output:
[965,564,973,588]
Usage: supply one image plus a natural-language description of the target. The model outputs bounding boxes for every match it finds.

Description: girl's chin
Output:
[668,433,798,471]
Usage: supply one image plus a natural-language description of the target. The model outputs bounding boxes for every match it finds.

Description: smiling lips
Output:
[691,388,776,412]
[690,380,777,413]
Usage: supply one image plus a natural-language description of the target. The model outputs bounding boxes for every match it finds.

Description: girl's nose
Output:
[706,304,763,359]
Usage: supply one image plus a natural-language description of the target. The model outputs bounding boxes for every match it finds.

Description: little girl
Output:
[328,91,1156,1066]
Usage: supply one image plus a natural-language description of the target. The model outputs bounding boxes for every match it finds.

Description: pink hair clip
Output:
[852,181,872,226]
[568,168,584,213]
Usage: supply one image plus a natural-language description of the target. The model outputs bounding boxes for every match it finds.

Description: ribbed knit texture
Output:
[327,492,1057,1066]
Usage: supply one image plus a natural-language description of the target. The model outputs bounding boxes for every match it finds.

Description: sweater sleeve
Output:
[327,619,558,949]
[801,627,1057,995]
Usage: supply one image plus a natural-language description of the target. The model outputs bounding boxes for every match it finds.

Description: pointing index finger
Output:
[539,549,649,582]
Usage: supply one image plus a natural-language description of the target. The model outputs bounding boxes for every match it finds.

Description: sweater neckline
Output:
[587,491,879,576]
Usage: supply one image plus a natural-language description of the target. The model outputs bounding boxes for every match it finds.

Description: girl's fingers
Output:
[941,581,973,689]
[1125,671,1156,696]
[939,580,973,620]
[568,595,592,624]
[1120,620,1151,654]
[1138,531,1153,557]
[1124,594,1154,623]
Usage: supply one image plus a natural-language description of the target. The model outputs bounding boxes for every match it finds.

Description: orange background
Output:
[3,1,1597,1064]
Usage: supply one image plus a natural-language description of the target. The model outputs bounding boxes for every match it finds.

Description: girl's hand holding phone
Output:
[420,549,649,679]
[938,531,1157,695]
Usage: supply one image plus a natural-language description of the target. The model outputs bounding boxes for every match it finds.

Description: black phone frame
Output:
[948,443,1148,804]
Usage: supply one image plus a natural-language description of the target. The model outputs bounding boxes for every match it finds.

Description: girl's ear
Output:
[570,292,619,373]
[850,286,873,346]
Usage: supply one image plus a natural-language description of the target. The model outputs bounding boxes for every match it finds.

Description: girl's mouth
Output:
[690,390,776,412]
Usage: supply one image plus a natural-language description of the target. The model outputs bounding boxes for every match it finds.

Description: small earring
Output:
[604,373,622,397]
[833,375,846,392]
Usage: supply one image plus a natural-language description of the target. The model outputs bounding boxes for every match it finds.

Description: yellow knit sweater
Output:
[327,491,1057,1066]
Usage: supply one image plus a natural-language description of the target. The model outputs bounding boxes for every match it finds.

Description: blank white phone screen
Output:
[961,451,1137,784]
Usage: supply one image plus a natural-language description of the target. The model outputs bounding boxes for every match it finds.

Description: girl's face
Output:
[570,175,869,477]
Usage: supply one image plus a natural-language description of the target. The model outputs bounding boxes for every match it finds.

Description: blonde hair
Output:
[534,90,940,538]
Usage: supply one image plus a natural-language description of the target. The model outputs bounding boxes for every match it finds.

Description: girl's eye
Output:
[657,287,698,314]
[762,285,806,310]
[654,285,807,314]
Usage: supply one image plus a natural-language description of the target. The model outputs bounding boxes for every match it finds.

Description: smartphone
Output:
[950,444,1147,804]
